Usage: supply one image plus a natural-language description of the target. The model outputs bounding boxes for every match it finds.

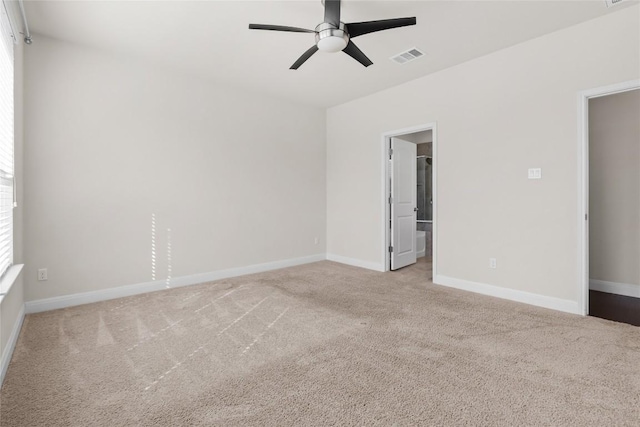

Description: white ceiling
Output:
[24,1,636,108]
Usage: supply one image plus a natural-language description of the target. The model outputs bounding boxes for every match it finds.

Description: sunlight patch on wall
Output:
[151,213,156,281]
[166,228,172,288]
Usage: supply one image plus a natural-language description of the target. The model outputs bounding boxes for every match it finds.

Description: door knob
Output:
[414,207,418,212]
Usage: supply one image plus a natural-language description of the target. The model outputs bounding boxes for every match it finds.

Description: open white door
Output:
[390,137,417,270]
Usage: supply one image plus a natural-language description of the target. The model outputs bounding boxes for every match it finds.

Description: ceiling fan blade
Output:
[324,0,341,27]
[249,24,315,33]
[342,41,373,67]
[346,17,416,38]
[290,45,319,70]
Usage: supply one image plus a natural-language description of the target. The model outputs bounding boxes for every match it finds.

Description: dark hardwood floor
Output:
[589,290,640,327]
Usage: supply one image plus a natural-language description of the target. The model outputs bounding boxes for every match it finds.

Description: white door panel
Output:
[391,137,417,270]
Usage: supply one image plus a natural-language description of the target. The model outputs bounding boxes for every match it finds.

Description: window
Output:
[0,4,14,281]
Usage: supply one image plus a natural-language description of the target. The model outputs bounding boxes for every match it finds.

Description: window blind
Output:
[0,3,14,281]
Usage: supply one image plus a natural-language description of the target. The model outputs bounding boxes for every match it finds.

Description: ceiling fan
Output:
[249,0,416,70]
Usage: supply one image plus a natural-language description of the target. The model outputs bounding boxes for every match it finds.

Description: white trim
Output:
[577,80,640,316]
[416,249,425,258]
[434,274,581,315]
[0,263,23,296]
[326,253,385,272]
[381,122,437,274]
[0,304,24,388]
[432,125,438,278]
[25,254,325,314]
[590,279,640,299]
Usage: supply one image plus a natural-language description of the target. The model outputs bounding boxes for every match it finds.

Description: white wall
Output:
[589,89,640,288]
[326,7,639,305]
[23,36,326,301]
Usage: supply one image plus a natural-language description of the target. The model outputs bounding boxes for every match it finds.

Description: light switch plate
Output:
[528,168,542,179]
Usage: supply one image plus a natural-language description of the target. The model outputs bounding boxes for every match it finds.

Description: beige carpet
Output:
[1,259,639,426]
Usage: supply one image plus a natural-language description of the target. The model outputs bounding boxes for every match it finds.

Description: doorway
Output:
[382,123,437,275]
[579,81,640,324]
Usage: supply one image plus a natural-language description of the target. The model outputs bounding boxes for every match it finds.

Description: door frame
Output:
[382,122,437,273]
[577,79,639,315]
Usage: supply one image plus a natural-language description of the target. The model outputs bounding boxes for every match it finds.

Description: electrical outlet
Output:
[37,268,48,281]
[489,258,497,269]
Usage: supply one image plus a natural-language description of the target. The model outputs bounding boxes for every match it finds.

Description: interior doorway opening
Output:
[578,80,640,322]
[587,88,640,325]
[382,123,436,276]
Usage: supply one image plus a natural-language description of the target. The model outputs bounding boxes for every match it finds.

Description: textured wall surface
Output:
[327,7,639,302]
[24,37,327,301]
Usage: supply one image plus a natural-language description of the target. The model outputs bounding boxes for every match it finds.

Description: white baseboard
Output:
[417,250,425,258]
[434,274,581,315]
[25,254,326,314]
[1,304,25,389]
[326,254,385,272]
[590,279,640,298]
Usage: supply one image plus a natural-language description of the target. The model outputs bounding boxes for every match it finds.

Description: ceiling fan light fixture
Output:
[315,22,349,53]
[317,35,348,52]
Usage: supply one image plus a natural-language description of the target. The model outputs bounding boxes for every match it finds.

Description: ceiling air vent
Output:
[605,0,626,7]
[390,48,425,65]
